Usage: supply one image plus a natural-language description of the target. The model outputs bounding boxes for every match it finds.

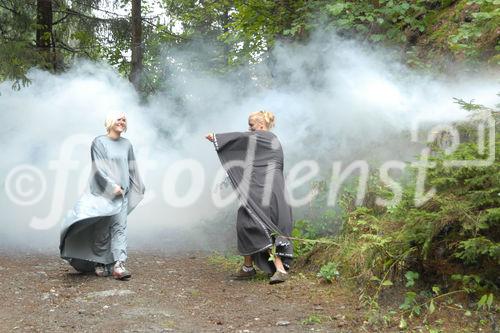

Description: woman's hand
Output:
[205,133,214,142]
[113,184,124,196]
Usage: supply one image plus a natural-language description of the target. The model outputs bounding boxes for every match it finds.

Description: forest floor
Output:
[0,250,496,333]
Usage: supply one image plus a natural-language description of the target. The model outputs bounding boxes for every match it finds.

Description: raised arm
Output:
[205,132,251,152]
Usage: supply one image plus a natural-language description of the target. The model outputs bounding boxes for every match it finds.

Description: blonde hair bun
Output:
[250,110,275,130]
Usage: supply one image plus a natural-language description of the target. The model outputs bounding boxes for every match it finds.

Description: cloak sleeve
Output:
[127,145,145,213]
[91,139,118,197]
[213,132,250,152]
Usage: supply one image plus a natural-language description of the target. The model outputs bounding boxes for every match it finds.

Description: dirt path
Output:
[0,251,361,333]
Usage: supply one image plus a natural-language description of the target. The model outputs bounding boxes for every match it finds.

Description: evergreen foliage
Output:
[295,101,499,297]
[1,0,498,90]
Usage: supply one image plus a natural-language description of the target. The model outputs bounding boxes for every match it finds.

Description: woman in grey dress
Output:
[60,111,145,279]
[206,111,293,284]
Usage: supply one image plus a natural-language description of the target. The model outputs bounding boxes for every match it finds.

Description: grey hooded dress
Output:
[59,135,145,272]
[213,130,293,273]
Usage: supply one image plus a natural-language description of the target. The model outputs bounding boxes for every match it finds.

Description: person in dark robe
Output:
[206,110,293,284]
[60,111,145,280]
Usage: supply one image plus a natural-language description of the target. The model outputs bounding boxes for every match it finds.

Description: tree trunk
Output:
[275,0,292,42]
[221,3,231,66]
[129,0,143,90]
[36,0,54,70]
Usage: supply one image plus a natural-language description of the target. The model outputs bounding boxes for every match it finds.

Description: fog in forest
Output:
[0,33,498,252]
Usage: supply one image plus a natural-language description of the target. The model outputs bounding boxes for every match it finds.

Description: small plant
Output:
[477,293,494,311]
[405,271,419,287]
[317,261,340,283]
[268,244,276,262]
[301,314,323,325]
[400,291,421,316]
[207,252,242,271]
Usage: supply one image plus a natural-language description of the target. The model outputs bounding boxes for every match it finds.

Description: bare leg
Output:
[274,255,286,273]
[231,255,256,279]
[243,255,253,267]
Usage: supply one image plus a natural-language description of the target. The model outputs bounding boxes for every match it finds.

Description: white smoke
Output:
[0,33,498,251]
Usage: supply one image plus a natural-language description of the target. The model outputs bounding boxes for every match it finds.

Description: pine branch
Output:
[53,8,116,23]
[0,0,21,16]
[52,12,71,25]
[55,38,94,58]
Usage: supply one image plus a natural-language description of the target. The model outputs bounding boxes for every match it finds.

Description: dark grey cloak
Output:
[213,131,293,273]
[59,135,145,272]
